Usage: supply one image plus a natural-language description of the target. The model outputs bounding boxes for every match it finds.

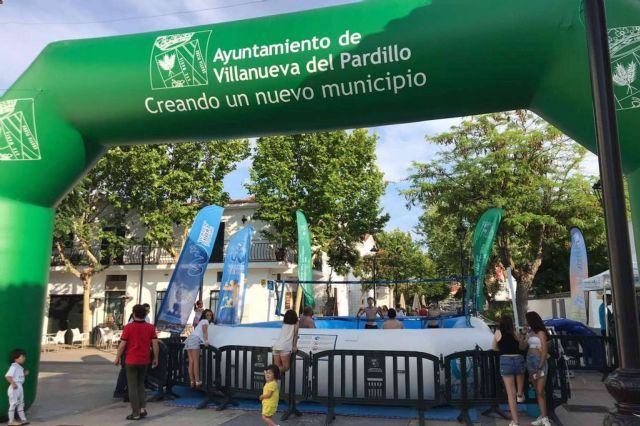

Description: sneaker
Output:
[517,394,525,403]
[532,416,551,426]
[509,422,520,426]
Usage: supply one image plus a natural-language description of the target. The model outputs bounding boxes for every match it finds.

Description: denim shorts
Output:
[499,355,525,376]
[526,353,548,376]
[184,333,202,350]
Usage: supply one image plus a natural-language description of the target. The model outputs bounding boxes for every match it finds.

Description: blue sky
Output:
[0,0,599,236]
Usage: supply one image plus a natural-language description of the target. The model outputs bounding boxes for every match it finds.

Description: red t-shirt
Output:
[121,320,157,365]
[419,308,429,316]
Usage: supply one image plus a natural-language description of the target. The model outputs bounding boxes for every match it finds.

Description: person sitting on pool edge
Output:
[357,297,383,329]
[382,308,405,329]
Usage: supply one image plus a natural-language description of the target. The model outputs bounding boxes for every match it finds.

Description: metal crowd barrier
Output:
[159,339,220,408]
[216,345,310,414]
[443,349,507,424]
[550,334,617,375]
[443,347,571,426]
[312,349,441,426]
[158,340,572,425]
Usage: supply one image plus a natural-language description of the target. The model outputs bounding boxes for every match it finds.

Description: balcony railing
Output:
[50,241,297,266]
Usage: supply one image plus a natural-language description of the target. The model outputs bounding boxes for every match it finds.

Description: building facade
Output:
[44,199,388,333]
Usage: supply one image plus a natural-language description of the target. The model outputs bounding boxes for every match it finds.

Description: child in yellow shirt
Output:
[259,364,280,425]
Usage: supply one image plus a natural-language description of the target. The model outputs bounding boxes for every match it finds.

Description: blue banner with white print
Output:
[156,205,224,333]
[215,225,254,325]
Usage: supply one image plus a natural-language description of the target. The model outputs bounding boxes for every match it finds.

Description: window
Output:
[105,275,127,291]
[155,291,166,320]
[209,222,225,263]
[209,290,220,314]
[104,291,126,329]
[47,295,83,333]
[284,291,297,310]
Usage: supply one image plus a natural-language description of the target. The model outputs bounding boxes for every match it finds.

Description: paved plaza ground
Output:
[24,348,614,425]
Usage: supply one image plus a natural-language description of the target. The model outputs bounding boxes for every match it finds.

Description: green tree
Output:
[354,229,448,303]
[246,130,389,274]
[405,111,606,321]
[531,177,609,295]
[53,140,249,339]
[98,140,250,257]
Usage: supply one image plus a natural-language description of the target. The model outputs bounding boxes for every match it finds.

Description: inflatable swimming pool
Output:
[206,314,492,400]
[208,315,493,355]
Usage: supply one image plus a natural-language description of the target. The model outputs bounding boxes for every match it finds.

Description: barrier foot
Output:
[215,395,238,412]
[549,410,564,426]
[281,407,302,421]
[418,409,425,426]
[147,388,178,402]
[196,395,221,410]
[456,408,473,426]
[481,404,508,419]
[324,412,336,426]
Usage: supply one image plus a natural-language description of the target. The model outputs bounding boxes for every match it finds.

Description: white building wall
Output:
[44,262,296,333]
[43,201,375,332]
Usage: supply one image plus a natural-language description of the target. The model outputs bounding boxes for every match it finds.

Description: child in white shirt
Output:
[5,349,28,426]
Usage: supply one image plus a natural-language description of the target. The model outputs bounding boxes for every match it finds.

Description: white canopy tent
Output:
[580,266,640,292]
[579,221,639,328]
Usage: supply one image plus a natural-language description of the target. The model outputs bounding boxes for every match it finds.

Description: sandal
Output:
[140,409,147,418]
[126,414,141,421]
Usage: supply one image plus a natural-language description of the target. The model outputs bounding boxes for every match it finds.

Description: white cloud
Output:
[372,118,460,182]
[581,152,600,177]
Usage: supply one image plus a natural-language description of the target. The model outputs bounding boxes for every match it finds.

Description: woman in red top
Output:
[115,304,158,421]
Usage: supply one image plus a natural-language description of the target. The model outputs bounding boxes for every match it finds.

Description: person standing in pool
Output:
[299,306,316,329]
[357,297,383,329]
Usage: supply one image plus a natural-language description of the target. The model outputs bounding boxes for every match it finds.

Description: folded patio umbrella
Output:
[412,294,421,312]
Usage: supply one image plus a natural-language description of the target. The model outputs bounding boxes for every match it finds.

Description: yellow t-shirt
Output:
[261,380,279,416]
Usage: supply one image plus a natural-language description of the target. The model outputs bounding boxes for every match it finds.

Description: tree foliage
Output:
[354,229,449,302]
[404,111,607,321]
[247,130,389,274]
[97,140,250,256]
[53,139,250,336]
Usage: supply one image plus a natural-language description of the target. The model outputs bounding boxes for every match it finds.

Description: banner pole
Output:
[294,284,304,315]
[507,267,519,329]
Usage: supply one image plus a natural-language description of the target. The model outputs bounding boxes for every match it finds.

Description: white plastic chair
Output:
[71,328,89,348]
[53,330,67,349]
[40,334,56,352]
[110,330,122,349]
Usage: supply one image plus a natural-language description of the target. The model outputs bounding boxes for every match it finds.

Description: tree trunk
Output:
[82,277,92,344]
[515,273,533,326]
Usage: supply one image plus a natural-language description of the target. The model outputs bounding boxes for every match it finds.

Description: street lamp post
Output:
[592,180,603,208]
[456,222,467,312]
[584,0,640,422]
[137,244,147,305]
[370,245,379,305]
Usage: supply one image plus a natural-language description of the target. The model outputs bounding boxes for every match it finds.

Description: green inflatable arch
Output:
[1,0,639,413]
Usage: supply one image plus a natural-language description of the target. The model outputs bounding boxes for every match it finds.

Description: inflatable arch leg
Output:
[0,199,54,414]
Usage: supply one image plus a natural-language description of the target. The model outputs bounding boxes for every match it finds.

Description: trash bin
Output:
[526,387,540,417]
[64,328,73,345]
